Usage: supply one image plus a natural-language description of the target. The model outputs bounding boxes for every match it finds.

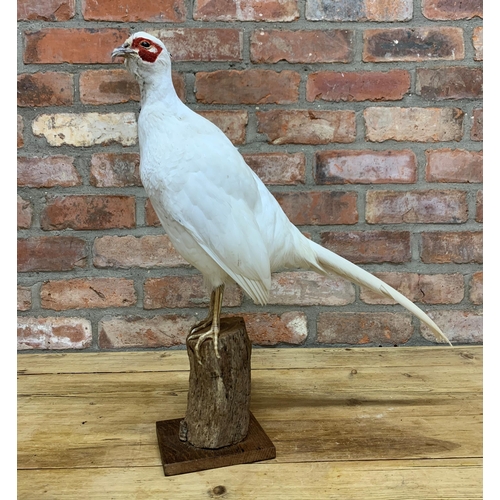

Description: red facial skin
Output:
[131,37,163,63]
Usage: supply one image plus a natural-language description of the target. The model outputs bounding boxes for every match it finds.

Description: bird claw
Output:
[189,327,220,365]
[187,285,224,364]
[190,318,211,337]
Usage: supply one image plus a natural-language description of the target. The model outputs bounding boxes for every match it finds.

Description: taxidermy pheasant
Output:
[112,32,451,361]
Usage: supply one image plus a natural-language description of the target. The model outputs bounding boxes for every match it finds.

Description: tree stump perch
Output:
[182,317,252,449]
[156,316,276,475]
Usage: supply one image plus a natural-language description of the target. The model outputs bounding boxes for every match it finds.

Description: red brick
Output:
[18,0,75,21]
[18,317,92,350]
[93,235,189,269]
[268,271,354,306]
[80,69,139,105]
[473,27,483,61]
[417,274,465,304]
[416,67,482,100]
[18,286,32,311]
[197,110,248,145]
[361,272,420,305]
[306,0,413,21]
[315,150,416,185]
[17,72,73,107]
[274,191,358,226]
[476,191,483,223]
[422,0,482,20]
[80,69,185,104]
[90,153,141,187]
[98,314,192,348]
[360,272,464,305]
[365,0,413,21]
[307,70,410,102]
[18,236,87,273]
[17,195,32,229]
[366,190,467,224]
[144,276,242,309]
[18,156,81,188]
[421,231,482,264]
[195,70,300,105]
[251,30,353,63]
[257,110,356,145]
[425,149,482,183]
[365,107,464,143]
[243,153,305,185]
[149,28,241,61]
[420,310,482,344]
[317,312,413,345]
[470,272,482,305]
[363,27,464,62]
[145,199,161,227]
[41,278,136,311]
[320,231,411,264]
[471,109,483,141]
[18,115,24,149]
[82,0,186,22]
[237,312,307,346]
[24,28,130,64]
[305,0,361,21]
[41,195,135,230]
[194,0,299,21]
[99,311,308,349]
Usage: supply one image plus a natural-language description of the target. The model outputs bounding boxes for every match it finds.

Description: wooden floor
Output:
[18,346,482,499]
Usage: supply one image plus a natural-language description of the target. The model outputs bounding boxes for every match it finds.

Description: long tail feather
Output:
[309,240,452,346]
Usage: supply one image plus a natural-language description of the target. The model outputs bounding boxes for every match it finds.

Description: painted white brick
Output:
[32,112,137,147]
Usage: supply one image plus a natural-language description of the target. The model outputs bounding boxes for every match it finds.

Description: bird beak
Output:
[111,45,136,59]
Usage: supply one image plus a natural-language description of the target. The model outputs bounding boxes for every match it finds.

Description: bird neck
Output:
[137,67,181,110]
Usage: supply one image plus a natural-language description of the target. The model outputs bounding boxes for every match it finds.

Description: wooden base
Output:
[156,412,276,476]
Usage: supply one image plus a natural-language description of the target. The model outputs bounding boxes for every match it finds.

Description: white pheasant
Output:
[112,32,451,360]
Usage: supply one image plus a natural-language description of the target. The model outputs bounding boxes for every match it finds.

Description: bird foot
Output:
[188,326,220,365]
[189,318,212,337]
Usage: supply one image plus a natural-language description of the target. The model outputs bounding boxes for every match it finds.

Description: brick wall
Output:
[17,0,483,351]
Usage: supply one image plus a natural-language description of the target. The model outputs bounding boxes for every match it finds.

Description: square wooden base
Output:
[156,412,276,476]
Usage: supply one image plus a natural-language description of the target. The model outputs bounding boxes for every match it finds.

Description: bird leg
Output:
[187,284,224,364]
[189,288,216,337]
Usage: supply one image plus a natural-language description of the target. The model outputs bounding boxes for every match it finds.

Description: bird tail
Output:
[308,240,452,346]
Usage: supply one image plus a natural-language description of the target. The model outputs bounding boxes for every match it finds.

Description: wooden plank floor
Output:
[18,346,482,499]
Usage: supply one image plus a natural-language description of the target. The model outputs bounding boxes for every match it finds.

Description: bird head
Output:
[111,32,171,82]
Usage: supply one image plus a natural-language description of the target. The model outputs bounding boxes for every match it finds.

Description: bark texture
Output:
[183,317,251,449]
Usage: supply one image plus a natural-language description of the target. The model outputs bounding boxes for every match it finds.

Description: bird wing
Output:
[177,179,272,304]
[142,109,272,303]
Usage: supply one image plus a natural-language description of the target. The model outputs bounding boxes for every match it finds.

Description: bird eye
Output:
[140,41,151,48]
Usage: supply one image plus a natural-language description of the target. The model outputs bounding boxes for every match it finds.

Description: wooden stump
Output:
[182,317,252,449]
[156,316,276,475]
